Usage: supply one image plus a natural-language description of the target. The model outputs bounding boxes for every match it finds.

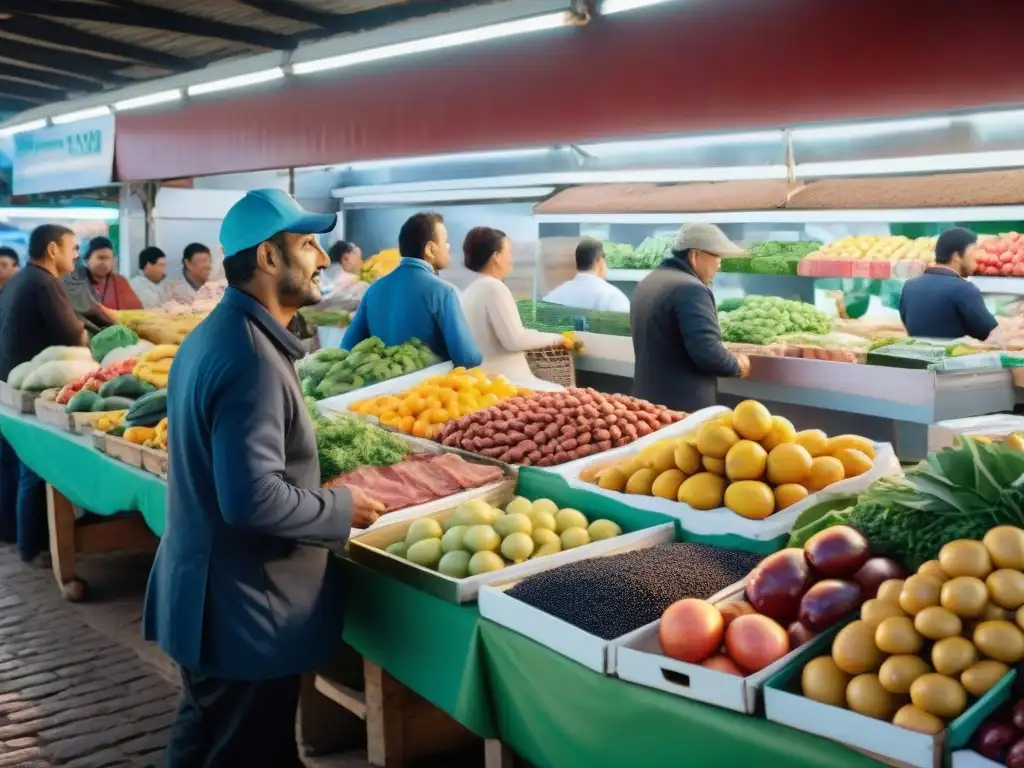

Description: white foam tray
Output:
[476,525,678,673]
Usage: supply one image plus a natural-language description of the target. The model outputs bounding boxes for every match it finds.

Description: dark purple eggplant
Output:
[1007,736,1024,768]
[745,548,812,624]
[975,722,1020,762]
[854,557,908,599]
[805,526,870,577]
[798,579,862,631]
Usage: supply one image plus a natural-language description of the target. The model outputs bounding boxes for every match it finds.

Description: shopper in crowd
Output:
[899,226,997,341]
[163,242,213,305]
[145,189,383,766]
[461,226,566,382]
[342,212,482,367]
[631,223,750,412]
[129,246,168,308]
[0,225,86,561]
[75,236,142,311]
[0,247,19,290]
[320,240,362,299]
[543,237,631,313]
[335,240,364,275]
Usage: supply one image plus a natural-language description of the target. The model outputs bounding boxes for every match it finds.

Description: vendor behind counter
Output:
[899,227,998,342]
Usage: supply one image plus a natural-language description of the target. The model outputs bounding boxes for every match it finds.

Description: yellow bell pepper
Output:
[124,426,156,445]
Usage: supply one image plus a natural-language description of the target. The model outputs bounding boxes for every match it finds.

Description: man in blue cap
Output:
[144,189,385,766]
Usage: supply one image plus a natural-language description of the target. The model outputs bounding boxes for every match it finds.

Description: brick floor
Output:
[0,547,176,767]
[0,547,381,768]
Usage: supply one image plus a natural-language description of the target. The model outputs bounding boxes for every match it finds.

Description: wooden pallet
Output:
[100,434,168,478]
[103,434,143,468]
[0,381,38,413]
[306,658,511,768]
[33,398,105,434]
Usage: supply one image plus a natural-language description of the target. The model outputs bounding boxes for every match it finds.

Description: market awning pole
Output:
[784,129,796,183]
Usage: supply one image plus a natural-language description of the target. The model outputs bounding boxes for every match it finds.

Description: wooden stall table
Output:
[0,407,165,600]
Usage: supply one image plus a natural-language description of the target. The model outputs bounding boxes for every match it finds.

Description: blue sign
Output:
[12,114,115,195]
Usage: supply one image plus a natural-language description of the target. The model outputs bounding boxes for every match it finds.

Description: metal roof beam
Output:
[0,79,61,101]
[0,62,104,92]
[0,38,132,81]
[0,89,46,105]
[293,1,483,40]
[0,0,296,50]
[0,15,191,71]
[231,0,342,27]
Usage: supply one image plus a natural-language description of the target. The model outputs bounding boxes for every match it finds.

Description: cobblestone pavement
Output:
[0,546,374,768]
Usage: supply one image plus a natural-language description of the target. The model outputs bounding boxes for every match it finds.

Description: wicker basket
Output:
[525,346,576,388]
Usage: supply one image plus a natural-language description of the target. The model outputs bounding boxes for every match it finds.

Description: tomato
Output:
[659,599,723,664]
[725,614,791,673]
[702,655,744,676]
[1002,264,1014,275]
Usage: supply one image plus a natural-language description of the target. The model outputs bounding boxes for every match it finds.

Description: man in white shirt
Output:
[543,238,630,313]
[128,246,167,308]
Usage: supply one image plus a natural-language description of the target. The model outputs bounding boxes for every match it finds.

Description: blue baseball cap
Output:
[220,188,338,258]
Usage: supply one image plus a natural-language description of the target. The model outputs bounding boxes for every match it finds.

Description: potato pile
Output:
[437,388,685,467]
[800,527,1024,735]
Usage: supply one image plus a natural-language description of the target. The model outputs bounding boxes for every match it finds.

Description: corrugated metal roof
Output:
[0,0,485,116]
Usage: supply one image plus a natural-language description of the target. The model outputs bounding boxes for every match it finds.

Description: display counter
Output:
[0,402,890,768]
[574,332,1017,460]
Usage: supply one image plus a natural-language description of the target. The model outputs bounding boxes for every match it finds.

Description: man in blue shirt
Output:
[342,212,482,367]
[900,227,998,341]
[145,189,384,767]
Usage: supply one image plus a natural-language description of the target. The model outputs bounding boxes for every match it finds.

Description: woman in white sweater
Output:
[460,227,565,383]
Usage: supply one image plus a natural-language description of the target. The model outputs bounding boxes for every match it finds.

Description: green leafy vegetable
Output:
[307,405,410,481]
[719,295,831,345]
[848,439,1024,569]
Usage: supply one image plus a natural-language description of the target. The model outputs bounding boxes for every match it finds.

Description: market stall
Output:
[4,315,1024,768]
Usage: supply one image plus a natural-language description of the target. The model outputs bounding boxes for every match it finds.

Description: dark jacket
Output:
[143,288,354,681]
[0,263,85,380]
[631,256,740,412]
[64,271,114,335]
[899,267,998,341]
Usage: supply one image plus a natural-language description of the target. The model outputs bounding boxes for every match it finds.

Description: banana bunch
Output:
[133,345,177,389]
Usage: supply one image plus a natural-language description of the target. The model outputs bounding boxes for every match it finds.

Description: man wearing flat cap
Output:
[631,223,750,411]
[145,189,384,766]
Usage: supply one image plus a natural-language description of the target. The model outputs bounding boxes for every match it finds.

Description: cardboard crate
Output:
[763,624,1013,768]
[477,527,678,674]
[351,489,674,604]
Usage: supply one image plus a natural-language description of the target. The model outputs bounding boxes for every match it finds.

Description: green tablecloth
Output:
[0,407,881,766]
[0,407,168,535]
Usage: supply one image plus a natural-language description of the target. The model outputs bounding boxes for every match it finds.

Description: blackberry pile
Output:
[507,543,762,640]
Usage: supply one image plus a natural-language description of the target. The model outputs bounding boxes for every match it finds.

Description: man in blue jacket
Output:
[900,226,998,341]
[144,189,384,767]
[342,212,482,367]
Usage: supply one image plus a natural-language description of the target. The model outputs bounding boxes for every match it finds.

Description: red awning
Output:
[114,0,1024,182]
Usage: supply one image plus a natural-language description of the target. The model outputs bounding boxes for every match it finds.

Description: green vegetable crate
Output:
[348,469,676,604]
[763,622,1013,768]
